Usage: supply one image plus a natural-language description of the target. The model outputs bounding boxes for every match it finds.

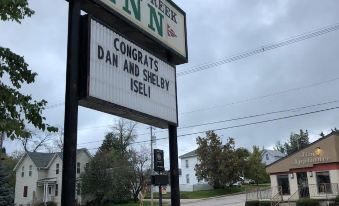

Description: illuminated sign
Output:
[294,151,330,166]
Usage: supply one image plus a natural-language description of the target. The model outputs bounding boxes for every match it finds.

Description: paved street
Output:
[180,193,246,206]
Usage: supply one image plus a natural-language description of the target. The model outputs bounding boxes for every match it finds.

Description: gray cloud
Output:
[2,0,339,168]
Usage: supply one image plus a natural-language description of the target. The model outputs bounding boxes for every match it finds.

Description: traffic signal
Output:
[154,149,164,172]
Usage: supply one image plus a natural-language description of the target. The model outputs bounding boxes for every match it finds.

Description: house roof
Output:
[27,152,55,168]
[13,148,91,171]
[262,149,285,158]
[266,131,339,172]
[179,150,197,159]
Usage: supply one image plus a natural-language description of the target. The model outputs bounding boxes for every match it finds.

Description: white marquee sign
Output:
[82,18,177,126]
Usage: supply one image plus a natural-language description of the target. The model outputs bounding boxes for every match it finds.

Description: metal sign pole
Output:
[62,0,81,205]
[169,125,180,206]
[159,184,163,206]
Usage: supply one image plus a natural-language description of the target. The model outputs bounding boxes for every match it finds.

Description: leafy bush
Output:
[260,201,272,206]
[245,201,272,206]
[245,201,259,206]
[296,199,320,206]
[335,195,339,202]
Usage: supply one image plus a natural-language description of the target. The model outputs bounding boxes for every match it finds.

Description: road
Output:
[180,193,246,206]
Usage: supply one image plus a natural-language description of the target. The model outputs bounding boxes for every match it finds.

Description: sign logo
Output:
[167,24,177,38]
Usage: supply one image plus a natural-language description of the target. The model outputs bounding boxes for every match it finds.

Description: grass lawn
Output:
[106,201,169,206]
[144,184,270,199]
[180,187,243,199]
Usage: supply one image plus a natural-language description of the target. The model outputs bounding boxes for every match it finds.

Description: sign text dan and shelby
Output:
[97,38,170,98]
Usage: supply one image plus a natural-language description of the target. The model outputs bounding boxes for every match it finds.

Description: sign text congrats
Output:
[89,19,177,124]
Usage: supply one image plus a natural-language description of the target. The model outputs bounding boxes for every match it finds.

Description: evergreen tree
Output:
[274,129,309,155]
[97,119,136,155]
[0,162,14,206]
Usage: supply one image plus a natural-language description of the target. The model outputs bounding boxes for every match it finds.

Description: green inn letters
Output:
[99,0,186,58]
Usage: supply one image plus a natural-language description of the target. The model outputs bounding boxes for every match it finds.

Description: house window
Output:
[21,166,24,177]
[186,174,190,184]
[266,154,269,160]
[185,160,189,168]
[48,186,52,195]
[277,175,290,195]
[55,184,58,196]
[23,186,28,197]
[56,163,59,174]
[316,171,332,193]
[77,162,80,174]
[76,183,81,196]
[29,165,32,177]
[85,163,89,169]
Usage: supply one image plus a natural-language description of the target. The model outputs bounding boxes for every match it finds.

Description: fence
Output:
[246,186,280,201]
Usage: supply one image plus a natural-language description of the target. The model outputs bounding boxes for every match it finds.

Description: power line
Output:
[76,75,339,133]
[179,100,338,130]
[178,105,339,137]
[77,99,337,144]
[177,22,339,76]
[180,76,339,115]
[44,23,339,111]
[81,104,339,149]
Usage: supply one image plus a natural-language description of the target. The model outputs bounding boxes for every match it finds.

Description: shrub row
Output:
[245,201,271,206]
[246,199,321,206]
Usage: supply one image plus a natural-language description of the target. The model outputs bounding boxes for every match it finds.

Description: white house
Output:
[179,148,285,191]
[261,149,285,165]
[13,148,91,206]
[179,150,211,192]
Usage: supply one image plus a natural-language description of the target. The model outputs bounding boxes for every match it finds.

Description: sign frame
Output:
[80,0,188,65]
[78,15,179,129]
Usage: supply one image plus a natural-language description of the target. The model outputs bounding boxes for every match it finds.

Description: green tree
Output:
[195,131,224,188]
[98,119,136,155]
[0,161,14,206]
[275,129,309,155]
[274,141,286,154]
[218,137,242,186]
[195,131,242,188]
[235,147,250,179]
[0,0,57,142]
[81,119,137,204]
[1,151,20,190]
[246,146,269,185]
[81,151,132,204]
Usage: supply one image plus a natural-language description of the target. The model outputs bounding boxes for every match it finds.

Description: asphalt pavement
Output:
[180,193,246,206]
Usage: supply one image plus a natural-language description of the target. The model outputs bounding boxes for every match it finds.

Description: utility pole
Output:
[150,126,154,206]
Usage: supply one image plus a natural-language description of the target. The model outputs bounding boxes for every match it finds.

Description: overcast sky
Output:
[2,0,339,168]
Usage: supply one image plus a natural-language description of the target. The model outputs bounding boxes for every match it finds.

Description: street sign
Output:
[79,17,178,128]
[151,175,169,186]
[154,149,165,172]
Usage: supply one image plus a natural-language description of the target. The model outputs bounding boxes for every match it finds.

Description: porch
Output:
[36,177,58,204]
